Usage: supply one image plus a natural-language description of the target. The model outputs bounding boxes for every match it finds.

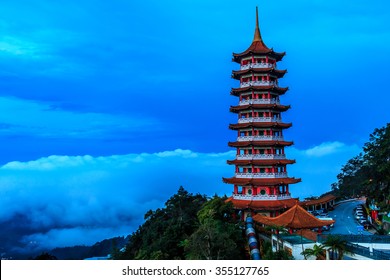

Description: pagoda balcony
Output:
[238,98,280,106]
[236,154,286,160]
[240,81,277,88]
[238,117,282,123]
[235,172,288,178]
[232,193,291,200]
[237,135,284,141]
[240,62,274,70]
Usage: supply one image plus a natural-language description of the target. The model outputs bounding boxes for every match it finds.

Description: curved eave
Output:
[230,104,290,113]
[222,177,301,186]
[232,68,287,79]
[228,140,294,147]
[227,159,296,165]
[230,86,289,96]
[226,197,298,211]
[229,122,292,130]
[232,44,285,63]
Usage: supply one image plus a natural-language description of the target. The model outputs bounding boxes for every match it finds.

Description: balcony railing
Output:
[240,81,277,88]
[236,135,284,141]
[240,63,274,70]
[238,117,282,123]
[235,172,288,178]
[239,98,280,106]
[236,154,286,160]
[232,193,291,200]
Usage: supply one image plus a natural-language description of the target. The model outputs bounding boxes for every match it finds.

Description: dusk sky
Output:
[1,0,390,254]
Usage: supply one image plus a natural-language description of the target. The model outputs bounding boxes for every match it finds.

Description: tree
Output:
[260,241,293,260]
[323,235,353,260]
[34,252,57,260]
[183,197,246,260]
[331,123,390,212]
[115,186,207,260]
[301,244,326,260]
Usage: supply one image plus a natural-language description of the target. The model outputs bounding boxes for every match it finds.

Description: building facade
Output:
[223,7,300,217]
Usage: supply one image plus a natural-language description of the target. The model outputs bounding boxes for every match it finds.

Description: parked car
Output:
[359,217,367,223]
[361,221,372,229]
[355,214,364,220]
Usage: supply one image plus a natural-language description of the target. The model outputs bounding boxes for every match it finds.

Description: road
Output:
[327,199,372,235]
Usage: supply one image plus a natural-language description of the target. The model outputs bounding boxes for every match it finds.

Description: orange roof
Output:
[253,203,335,229]
[226,196,298,210]
[222,177,301,186]
[300,194,337,207]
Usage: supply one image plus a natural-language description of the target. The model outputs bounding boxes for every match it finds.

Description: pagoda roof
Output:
[229,122,292,130]
[222,177,301,186]
[300,194,337,207]
[232,68,287,79]
[230,86,288,96]
[232,8,285,63]
[226,196,298,211]
[230,104,290,113]
[227,159,296,166]
[252,203,335,229]
[228,140,294,147]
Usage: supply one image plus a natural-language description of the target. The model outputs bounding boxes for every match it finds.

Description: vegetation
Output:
[331,123,390,213]
[34,252,58,260]
[113,187,247,260]
[260,241,294,260]
[322,235,353,260]
[301,244,326,260]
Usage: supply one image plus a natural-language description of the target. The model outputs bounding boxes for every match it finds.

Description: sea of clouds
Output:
[0,141,360,255]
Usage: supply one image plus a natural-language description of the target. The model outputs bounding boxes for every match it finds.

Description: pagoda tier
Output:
[232,45,285,64]
[231,86,288,96]
[232,68,287,79]
[228,140,294,147]
[223,7,300,217]
[227,159,296,165]
[226,197,298,211]
[229,122,292,130]
[223,177,301,186]
[230,104,291,113]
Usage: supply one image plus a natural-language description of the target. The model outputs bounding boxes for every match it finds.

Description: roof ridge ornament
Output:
[253,6,263,42]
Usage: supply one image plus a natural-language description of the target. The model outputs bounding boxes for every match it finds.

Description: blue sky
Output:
[1,0,389,254]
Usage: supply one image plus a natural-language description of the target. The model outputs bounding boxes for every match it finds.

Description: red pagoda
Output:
[223,7,301,217]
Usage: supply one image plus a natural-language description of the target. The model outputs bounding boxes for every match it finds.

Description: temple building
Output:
[223,7,301,217]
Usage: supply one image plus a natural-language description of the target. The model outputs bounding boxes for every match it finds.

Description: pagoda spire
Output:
[253,6,262,42]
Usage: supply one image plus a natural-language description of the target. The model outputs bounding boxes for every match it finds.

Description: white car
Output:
[359,218,367,224]
[355,214,364,220]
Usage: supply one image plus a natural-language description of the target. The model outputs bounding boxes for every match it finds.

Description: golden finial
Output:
[253,6,262,42]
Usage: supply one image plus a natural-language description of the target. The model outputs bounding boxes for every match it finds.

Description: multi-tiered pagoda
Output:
[223,7,301,217]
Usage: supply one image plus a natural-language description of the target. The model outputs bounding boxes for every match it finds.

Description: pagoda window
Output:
[260,168,265,173]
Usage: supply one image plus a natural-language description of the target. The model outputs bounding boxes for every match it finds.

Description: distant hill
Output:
[39,236,128,260]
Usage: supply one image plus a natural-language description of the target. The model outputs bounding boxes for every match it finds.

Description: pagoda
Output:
[223,7,301,218]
